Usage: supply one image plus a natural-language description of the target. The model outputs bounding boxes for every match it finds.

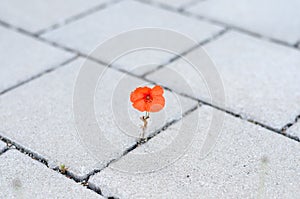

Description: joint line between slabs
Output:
[0,19,81,56]
[0,134,112,197]
[135,0,300,51]
[0,55,78,96]
[0,146,9,156]
[281,114,300,133]
[141,27,229,77]
[179,0,207,12]
[294,40,300,48]
[173,91,300,143]
[35,0,123,36]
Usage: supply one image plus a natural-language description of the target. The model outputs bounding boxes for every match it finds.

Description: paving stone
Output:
[0,0,108,33]
[0,150,101,198]
[286,121,300,140]
[0,57,196,179]
[146,31,300,129]
[89,106,300,198]
[42,0,223,75]
[0,141,7,152]
[0,26,74,94]
[187,0,300,44]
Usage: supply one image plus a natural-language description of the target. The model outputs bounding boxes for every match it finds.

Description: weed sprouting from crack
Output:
[83,104,200,195]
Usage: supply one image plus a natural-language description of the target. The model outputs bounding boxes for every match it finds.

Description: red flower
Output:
[130,85,165,112]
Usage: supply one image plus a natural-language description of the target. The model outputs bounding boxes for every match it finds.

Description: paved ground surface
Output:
[0,0,299,198]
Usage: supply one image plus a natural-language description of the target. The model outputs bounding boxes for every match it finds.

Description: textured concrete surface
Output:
[42,0,223,73]
[147,31,300,129]
[0,150,102,198]
[0,0,108,33]
[0,141,7,153]
[0,57,196,179]
[0,26,74,94]
[89,106,300,198]
[0,0,299,197]
[187,0,300,44]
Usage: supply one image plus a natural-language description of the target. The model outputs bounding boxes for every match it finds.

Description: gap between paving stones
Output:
[156,88,300,143]
[178,0,207,12]
[0,18,298,142]
[141,27,229,77]
[0,135,111,197]
[0,144,9,156]
[0,19,81,56]
[135,0,300,49]
[0,55,78,96]
[35,0,123,36]
[281,114,300,133]
[0,135,49,167]
[142,0,205,13]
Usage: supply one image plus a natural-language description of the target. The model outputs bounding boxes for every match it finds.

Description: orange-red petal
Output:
[149,95,165,112]
[132,98,147,112]
[150,85,164,96]
[130,87,151,103]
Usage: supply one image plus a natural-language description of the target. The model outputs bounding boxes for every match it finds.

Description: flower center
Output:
[145,95,152,102]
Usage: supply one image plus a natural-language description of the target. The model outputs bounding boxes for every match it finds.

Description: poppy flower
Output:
[130,85,165,112]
